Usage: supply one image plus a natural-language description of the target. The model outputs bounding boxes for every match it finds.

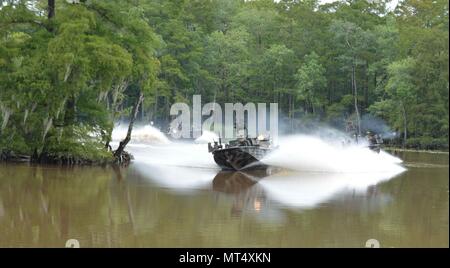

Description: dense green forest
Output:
[0,0,448,163]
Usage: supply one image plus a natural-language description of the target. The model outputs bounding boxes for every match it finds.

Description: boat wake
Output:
[261,135,405,173]
[111,125,406,208]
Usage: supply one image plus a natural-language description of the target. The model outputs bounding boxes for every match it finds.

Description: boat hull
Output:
[368,144,381,153]
[212,147,271,170]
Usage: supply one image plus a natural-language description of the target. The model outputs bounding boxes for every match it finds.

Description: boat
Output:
[345,121,383,153]
[208,132,276,170]
[366,132,383,153]
[345,133,383,153]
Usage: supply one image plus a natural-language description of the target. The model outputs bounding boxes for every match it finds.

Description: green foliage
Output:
[405,137,449,150]
[1,0,449,160]
[44,126,114,163]
[326,94,355,126]
[295,52,327,114]
[204,27,251,102]
[0,0,160,161]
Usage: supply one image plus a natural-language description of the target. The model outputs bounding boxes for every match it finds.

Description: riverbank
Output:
[0,150,133,166]
[381,137,448,152]
[385,147,449,154]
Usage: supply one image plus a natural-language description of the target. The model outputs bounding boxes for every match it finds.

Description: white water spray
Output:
[261,135,404,173]
[112,124,171,145]
[112,124,404,174]
[194,130,219,144]
[111,124,406,203]
[116,125,218,192]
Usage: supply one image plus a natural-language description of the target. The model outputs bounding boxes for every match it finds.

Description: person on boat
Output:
[345,121,359,143]
[366,131,377,146]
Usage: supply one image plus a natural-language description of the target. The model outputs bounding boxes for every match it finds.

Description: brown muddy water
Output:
[0,150,448,248]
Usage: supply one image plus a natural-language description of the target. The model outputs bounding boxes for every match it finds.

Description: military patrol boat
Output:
[208,130,275,170]
[366,131,383,153]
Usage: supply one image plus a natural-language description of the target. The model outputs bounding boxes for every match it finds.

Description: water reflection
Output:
[0,152,448,247]
[211,170,285,222]
[130,162,217,193]
[212,170,263,193]
[128,164,406,230]
[259,169,403,209]
[212,171,262,217]
[131,163,405,213]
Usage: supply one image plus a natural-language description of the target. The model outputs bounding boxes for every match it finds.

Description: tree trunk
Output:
[289,94,294,133]
[48,0,55,19]
[114,92,144,160]
[401,101,407,148]
[292,97,295,131]
[352,63,361,136]
[364,62,369,109]
[311,97,316,115]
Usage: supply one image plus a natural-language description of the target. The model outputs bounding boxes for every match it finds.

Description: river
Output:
[0,139,448,247]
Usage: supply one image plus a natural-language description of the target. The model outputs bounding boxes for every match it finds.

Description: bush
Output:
[425,138,448,150]
[405,138,421,149]
[405,137,448,150]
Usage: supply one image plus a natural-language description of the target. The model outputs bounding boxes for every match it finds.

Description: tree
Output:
[330,19,375,135]
[86,0,161,160]
[0,0,160,163]
[295,52,327,115]
[1,0,449,161]
[370,58,417,146]
[203,28,250,103]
